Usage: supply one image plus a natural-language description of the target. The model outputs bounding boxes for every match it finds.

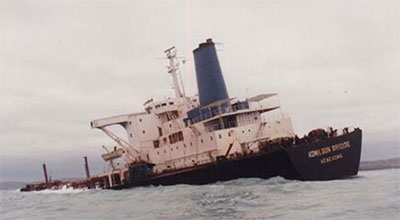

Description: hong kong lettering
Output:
[321,153,343,164]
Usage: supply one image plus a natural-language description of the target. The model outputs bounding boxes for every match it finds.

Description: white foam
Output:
[34,185,88,194]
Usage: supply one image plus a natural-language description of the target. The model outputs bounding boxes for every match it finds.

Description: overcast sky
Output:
[1,0,399,182]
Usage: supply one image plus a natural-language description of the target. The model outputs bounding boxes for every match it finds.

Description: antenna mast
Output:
[164,46,185,99]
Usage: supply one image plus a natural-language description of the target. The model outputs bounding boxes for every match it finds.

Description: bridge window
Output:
[153,140,160,149]
[166,111,179,121]
[169,131,184,144]
[158,127,163,136]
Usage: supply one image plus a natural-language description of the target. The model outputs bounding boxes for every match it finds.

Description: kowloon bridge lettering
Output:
[307,141,350,164]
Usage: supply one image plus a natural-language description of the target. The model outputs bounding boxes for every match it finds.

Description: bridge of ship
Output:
[185,93,280,132]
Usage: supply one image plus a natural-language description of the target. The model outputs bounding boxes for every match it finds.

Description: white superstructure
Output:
[90,46,294,186]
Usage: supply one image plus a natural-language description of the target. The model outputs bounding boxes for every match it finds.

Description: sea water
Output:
[0,169,399,220]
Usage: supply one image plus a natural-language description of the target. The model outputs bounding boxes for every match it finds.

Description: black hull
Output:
[116,129,362,189]
[285,128,362,180]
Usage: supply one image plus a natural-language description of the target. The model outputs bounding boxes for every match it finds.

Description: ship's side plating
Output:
[285,128,362,180]
[110,128,362,188]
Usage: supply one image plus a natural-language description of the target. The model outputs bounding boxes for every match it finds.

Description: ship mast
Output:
[164,46,185,99]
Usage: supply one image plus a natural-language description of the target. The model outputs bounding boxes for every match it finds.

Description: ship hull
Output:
[284,128,362,180]
[116,129,362,189]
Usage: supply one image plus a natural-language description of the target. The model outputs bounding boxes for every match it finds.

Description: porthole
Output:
[248,129,251,132]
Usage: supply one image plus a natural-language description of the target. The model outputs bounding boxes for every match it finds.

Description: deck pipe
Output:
[42,163,49,184]
[84,156,91,179]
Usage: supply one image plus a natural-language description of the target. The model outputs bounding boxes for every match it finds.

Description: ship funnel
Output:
[193,38,229,106]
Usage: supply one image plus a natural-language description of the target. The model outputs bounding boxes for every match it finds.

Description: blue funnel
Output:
[193,39,229,106]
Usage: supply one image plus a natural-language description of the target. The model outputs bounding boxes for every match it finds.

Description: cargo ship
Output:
[21,39,362,191]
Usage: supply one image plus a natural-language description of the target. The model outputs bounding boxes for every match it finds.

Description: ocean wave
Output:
[33,185,89,194]
[0,169,399,220]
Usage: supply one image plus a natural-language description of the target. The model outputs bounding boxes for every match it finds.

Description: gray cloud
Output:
[1,0,399,181]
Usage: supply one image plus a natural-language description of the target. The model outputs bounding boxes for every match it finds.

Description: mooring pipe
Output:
[84,156,90,179]
[42,163,49,184]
